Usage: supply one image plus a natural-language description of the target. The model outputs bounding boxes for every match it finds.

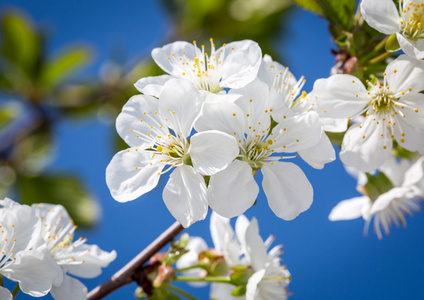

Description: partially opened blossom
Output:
[195,79,320,220]
[257,54,337,169]
[30,203,117,300]
[135,39,262,96]
[0,198,62,297]
[106,78,239,227]
[313,55,424,172]
[329,156,424,239]
[361,0,424,59]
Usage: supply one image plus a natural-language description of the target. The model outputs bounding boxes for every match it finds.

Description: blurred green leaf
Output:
[149,287,181,300]
[385,33,401,52]
[0,105,18,130]
[361,172,394,202]
[292,0,324,15]
[41,47,91,89]
[17,174,99,227]
[1,11,41,77]
[231,285,247,296]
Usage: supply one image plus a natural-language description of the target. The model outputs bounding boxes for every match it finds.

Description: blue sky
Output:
[2,1,424,299]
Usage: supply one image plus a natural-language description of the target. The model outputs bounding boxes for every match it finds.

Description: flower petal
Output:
[0,287,12,300]
[328,196,371,221]
[298,131,336,169]
[340,120,392,172]
[370,187,410,214]
[190,130,238,176]
[61,244,116,279]
[159,78,204,137]
[1,244,63,297]
[163,165,208,228]
[262,162,313,220]
[245,218,268,271]
[319,117,348,133]
[116,94,161,148]
[151,41,198,77]
[403,157,424,187]
[50,273,87,300]
[397,33,424,60]
[210,213,241,266]
[360,0,400,34]
[246,269,266,300]
[208,160,259,218]
[312,75,368,118]
[393,115,424,154]
[385,54,424,92]
[194,101,246,141]
[134,75,174,97]
[106,148,162,202]
[218,40,262,89]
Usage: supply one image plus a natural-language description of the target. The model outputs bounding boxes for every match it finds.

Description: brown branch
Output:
[86,221,184,300]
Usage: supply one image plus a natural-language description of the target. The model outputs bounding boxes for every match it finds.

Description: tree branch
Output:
[86,221,184,300]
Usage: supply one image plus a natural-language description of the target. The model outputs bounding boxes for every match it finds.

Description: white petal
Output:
[190,130,238,176]
[151,41,198,77]
[235,214,250,255]
[0,287,12,300]
[397,33,424,60]
[106,148,162,202]
[328,196,371,221]
[176,236,208,270]
[134,75,173,97]
[194,100,246,141]
[257,54,296,88]
[397,92,424,130]
[262,162,313,220]
[218,40,262,89]
[50,274,87,300]
[360,0,400,34]
[403,156,424,187]
[0,197,20,208]
[370,187,410,214]
[393,115,424,154]
[116,94,160,148]
[271,111,322,153]
[1,245,63,297]
[386,54,424,92]
[208,160,259,218]
[245,218,268,271]
[319,117,348,133]
[210,283,239,300]
[312,75,368,118]
[163,166,208,228]
[298,132,336,169]
[159,78,204,137]
[379,156,410,187]
[62,244,116,279]
[340,120,392,172]
[246,269,266,300]
[210,212,232,252]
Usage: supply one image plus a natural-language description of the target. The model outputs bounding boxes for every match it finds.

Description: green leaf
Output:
[17,174,99,227]
[292,0,324,15]
[360,173,395,202]
[41,47,91,89]
[385,33,401,52]
[231,285,247,296]
[1,11,41,76]
[0,105,19,130]
[149,287,181,300]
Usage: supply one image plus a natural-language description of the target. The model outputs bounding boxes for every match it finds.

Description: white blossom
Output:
[106,78,239,227]
[329,156,424,239]
[135,39,262,96]
[313,55,424,172]
[195,79,320,220]
[361,0,424,59]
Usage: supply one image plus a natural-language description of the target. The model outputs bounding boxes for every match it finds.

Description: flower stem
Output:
[87,221,184,300]
[174,264,205,273]
[174,276,233,284]
[168,284,199,300]
[12,283,20,299]
[0,275,3,287]
[368,51,393,64]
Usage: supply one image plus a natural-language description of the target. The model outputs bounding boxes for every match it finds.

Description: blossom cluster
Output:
[0,198,116,299]
[106,39,337,228]
[177,213,290,300]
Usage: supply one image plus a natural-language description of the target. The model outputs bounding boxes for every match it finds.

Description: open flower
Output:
[257,54,337,169]
[195,79,320,220]
[106,78,239,227]
[329,156,424,239]
[30,203,116,300]
[313,55,424,172]
[135,39,262,96]
[0,198,62,297]
[361,0,424,59]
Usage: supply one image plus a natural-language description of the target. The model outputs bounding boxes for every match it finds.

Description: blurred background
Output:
[1,0,423,299]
